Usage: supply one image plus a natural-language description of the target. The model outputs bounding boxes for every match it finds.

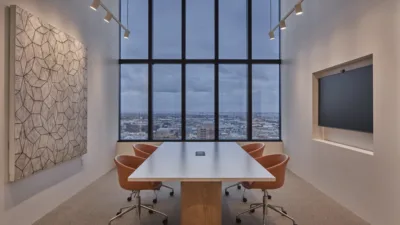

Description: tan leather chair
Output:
[109,155,168,225]
[235,154,297,225]
[123,149,153,202]
[133,143,158,155]
[241,143,265,154]
[248,146,264,158]
[132,144,175,197]
[133,147,151,159]
[224,143,265,196]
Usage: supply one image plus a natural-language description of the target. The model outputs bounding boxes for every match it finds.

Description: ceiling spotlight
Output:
[295,3,303,15]
[90,0,100,11]
[280,20,287,30]
[124,30,130,39]
[104,11,112,23]
[269,31,275,40]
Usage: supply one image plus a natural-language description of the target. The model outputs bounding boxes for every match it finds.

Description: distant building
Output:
[197,123,214,139]
[154,128,179,139]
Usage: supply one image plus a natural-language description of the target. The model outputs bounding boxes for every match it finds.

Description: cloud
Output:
[186,0,214,58]
[187,92,214,113]
[153,92,181,113]
[121,91,147,113]
[187,65,214,92]
[120,0,148,59]
[252,65,279,91]
[153,65,181,93]
[120,65,148,93]
[120,0,280,114]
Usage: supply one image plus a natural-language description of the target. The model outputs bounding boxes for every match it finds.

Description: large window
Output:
[186,65,215,140]
[153,65,182,140]
[219,65,247,140]
[119,0,281,141]
[120,65,148,140]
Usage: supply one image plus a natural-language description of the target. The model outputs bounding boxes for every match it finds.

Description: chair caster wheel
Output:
[236,218,241,223]
[127,197,132,202]
[149,210,154,214]
[170,191,174,196]
[153,199,158,204]
[116,211,121,216]
[162,218,168,225]
[250,209,255,213]
[268,195,272,200]
[237,185,241,190]
[242,197,247,203]
[225,191,229,196]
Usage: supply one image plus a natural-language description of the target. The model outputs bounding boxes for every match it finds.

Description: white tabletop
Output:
[128,142,275,182]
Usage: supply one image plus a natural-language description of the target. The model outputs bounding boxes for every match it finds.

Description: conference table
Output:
[128,142,275,225]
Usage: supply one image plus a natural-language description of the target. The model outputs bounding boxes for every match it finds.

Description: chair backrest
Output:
[242,143,265,157]
[133,144,158,155]
[114,155,156,191]
[253,154,290,190]
[248,147,263,158]
[133,148,151,159]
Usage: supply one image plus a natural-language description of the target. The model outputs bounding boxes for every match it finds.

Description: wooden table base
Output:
[181,182,222,225]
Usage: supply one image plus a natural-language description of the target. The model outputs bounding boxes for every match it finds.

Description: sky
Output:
[120,0,280,114]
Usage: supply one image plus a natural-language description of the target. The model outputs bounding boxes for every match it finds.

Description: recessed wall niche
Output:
[312,54,374,155]
[8,5,88,182]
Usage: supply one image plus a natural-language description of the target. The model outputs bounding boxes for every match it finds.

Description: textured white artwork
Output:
[8,5,88,182]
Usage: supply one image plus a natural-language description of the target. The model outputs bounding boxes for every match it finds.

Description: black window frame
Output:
[118,0,281,142]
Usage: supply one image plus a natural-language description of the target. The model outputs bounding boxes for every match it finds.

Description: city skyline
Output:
[120,112,280,140]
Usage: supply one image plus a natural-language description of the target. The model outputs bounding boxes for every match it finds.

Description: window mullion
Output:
[214,0,219,141]
[247,0,253,141]
[148,0,153,140]
[182,0,186,140]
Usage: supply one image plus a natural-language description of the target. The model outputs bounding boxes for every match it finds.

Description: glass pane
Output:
[186,65,215,140]
[120,0,148,59]
[186,0,214,59]
[153,0,181,59]
[120,65,148,140]
[252,65,280,140]
[219,0,247,59]
[219,65,247,139]
[252,0,280,59]
[153,65,182,140]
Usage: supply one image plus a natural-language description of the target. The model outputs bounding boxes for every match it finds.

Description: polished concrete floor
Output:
[34,169,369,225]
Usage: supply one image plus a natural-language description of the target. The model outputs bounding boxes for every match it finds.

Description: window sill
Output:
[117,139,282,143]
[312,138,374,156]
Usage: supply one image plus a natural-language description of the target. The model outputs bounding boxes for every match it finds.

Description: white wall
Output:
[281,0,400,224]
[0,0,119,224]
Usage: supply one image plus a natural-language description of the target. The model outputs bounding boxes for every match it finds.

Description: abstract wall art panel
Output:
[8,5,88,182]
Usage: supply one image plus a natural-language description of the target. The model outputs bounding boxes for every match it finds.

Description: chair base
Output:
[224,182,241,196]
[110,191,168,225]
[162,184,175,196]
[127,189,160,203]
[128,185,175,202]
[225,183,272,200]
[236,190,297,225]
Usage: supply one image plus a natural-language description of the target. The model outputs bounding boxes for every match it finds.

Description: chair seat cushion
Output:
[124,181,162,191]
[241,182,253,189]
[241,181,276,190]
[153,182,162,190]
